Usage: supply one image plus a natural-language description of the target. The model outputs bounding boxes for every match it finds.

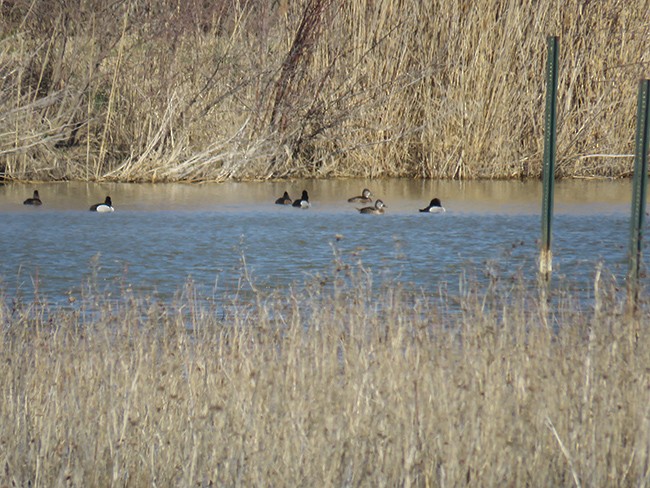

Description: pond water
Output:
[0,179,644,309]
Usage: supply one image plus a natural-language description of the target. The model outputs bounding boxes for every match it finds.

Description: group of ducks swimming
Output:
[22,188,446,214]
[23,190,114,212]
[275,188,446,214]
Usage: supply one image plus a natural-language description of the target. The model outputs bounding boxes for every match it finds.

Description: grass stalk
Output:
[96,4,130,180]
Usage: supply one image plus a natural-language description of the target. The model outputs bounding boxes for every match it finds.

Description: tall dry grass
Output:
[0,262,649,486]
[0,0,649,182]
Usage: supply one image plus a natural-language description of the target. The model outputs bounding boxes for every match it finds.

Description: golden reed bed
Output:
[1,0,649,182]
[1,262,648,486]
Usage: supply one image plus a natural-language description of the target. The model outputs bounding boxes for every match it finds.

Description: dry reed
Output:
[0,260,649,486]
[0,0,649,182]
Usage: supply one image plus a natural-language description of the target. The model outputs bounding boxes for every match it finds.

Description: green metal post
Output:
[628,79,650,307]
[540,36,559,281]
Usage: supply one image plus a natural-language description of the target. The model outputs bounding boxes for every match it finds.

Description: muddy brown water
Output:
[0,179,642,308]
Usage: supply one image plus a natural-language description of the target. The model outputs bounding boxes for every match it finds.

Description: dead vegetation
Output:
[0,261,648,485]
[1,0,648,182]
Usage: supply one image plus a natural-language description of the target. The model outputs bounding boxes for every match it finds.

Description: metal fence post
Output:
[540,36,559,282]
[628,79,650,308]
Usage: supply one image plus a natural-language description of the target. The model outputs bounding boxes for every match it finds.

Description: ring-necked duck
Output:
[275,191,292,205]
[347,188,372,203]
[23,190,42,206]
[358,199,386,214]
[419,198,445,213]
[90,196,114,212]
[292,190,311,208]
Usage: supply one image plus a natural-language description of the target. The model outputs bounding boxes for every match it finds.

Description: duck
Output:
[23,190,42,206]
[358,199,386,215]
[89,196,114,212]
[347,188,372,203]
[292,190,311,208]
[275,191,292,205]
[419,198,445,213]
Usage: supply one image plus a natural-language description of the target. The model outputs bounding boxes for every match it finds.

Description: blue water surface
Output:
[0,203,636,308]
